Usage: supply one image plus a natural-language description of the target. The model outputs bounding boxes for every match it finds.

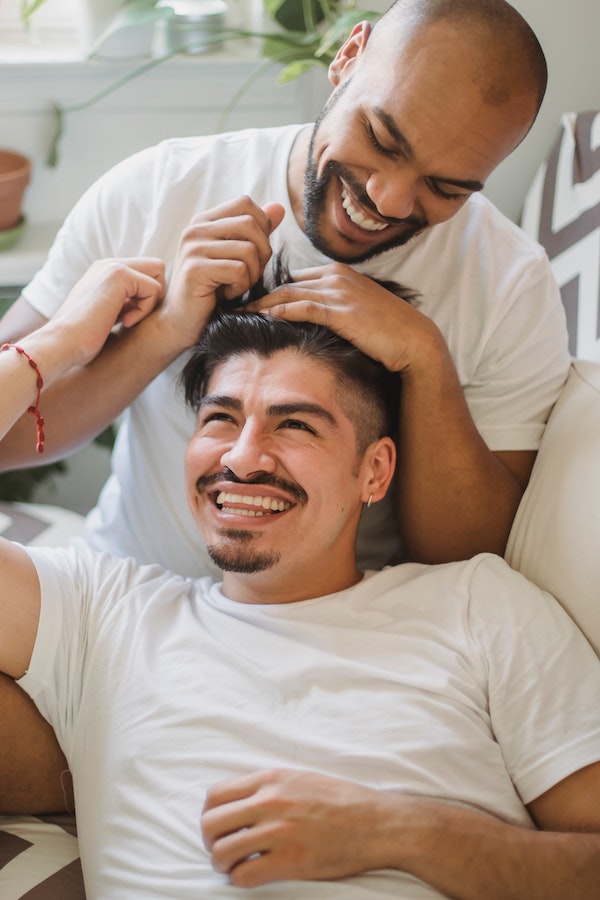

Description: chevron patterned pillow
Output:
[520,109,600,362]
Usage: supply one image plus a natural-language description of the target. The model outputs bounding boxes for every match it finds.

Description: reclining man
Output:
[0,259,599,899]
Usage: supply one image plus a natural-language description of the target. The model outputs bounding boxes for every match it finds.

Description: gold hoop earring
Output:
[367,494,374,508]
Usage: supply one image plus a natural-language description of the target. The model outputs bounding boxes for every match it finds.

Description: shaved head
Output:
[369,0,547,139]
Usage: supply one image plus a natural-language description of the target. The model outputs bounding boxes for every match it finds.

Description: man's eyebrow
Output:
[267,402,337,426]
[373,106,485,193]
[198,396,337,427]
[199,394,242,411]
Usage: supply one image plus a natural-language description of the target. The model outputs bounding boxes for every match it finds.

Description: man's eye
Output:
[367,124,394,156]
[280,419,315,434]
[202,412,235,425]
[427,179,466,201]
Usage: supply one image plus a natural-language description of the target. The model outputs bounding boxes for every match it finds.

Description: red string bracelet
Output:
[0,343,45,453]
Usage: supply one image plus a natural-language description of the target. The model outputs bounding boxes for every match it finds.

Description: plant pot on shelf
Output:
[0,150,31,252]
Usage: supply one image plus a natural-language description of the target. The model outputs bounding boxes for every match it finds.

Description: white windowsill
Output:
[0,223,60,286]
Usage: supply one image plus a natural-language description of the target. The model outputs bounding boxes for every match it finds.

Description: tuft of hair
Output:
[181,255,413,450]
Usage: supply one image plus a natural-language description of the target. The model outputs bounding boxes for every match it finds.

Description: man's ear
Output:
[328,20,373,87]
[360,436,396,505]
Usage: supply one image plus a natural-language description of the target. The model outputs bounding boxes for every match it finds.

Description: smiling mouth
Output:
[341,186,389,233]
[215,491,292,516]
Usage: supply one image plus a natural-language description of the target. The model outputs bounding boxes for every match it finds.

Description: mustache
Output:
[324,159,426,230]
[196,468,308,506]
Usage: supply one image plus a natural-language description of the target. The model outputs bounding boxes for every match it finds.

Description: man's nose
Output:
[220,424,276,480]
[366,167,418,220]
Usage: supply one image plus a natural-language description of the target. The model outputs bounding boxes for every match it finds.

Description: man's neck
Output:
[221,565,364,606]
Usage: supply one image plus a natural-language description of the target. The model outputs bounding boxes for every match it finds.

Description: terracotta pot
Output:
[0,150,31,231]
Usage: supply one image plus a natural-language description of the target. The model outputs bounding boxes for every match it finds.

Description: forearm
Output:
[395,332,523,562]
[0,309,185,468]
[379,794,600,900]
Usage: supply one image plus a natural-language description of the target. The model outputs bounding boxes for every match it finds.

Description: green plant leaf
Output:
[278,58,323,82]
[46,102,64,168]
[94,424,118,450]
[263,0,290,19]
[19,0,48,22]
[0,461,66,503]
[270,0,325,32]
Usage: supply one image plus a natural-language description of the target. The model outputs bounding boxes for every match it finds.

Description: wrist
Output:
[153,304,209,356]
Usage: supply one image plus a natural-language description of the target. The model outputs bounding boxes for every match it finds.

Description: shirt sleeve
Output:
[464,254,572,452]
[466,554,600,804]
[21,144,161,320]
[17,545,95,758]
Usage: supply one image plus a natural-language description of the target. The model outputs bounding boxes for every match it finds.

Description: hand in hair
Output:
[244,261,438,375]
[159,196,285,352]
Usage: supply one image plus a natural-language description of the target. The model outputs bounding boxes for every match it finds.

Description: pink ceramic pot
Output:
[0,151,31,231]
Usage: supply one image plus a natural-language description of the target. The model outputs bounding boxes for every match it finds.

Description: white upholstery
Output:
[505,359,600,656]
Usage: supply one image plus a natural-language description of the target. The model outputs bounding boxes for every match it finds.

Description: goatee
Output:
[207,530,280,574]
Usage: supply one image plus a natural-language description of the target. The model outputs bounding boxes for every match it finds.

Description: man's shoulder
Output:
[129,123,308,172]
[361,193,549,292]
[443,193,547,261]
[363,554,553,614]
[25,542,203,603]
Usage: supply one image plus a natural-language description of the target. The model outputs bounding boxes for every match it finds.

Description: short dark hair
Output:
[181,264,407,452]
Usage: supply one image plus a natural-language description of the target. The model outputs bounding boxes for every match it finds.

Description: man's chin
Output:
[307,221,424,264]
[207,543,280,575]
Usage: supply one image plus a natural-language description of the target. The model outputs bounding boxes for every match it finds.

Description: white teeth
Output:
[216,491,291,514]
[341,187,388,232]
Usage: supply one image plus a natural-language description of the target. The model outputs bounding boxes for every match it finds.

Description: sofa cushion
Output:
[0,813,84,899]
[505,359,600,655]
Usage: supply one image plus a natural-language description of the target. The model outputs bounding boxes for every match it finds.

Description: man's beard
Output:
[207,529,280,574]
[303,107,427,263]
[196,469,306,574]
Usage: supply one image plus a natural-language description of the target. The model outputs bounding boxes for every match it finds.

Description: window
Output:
[0,0,83,61]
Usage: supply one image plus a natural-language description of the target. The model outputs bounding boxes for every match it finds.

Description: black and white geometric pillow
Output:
[520,110,600,361]
[0,813,84,899]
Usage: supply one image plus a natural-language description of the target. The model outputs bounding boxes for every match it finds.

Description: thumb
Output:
[262,202,285,234]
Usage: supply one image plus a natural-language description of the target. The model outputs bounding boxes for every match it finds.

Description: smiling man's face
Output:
[184,349,391,603]
[290,18,536,264]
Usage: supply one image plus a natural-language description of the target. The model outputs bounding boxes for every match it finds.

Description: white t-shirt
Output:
[22,126,571,576]
[19,548,600,900]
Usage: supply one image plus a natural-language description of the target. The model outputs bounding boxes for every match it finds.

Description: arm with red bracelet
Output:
[0,258,164,453]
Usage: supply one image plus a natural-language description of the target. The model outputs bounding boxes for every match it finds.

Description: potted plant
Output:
[0,150,31,249]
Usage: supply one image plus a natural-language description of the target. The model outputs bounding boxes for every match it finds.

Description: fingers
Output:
[91,259,166,327]
[172,197,284,305]
[262,201,285,235]
[203,769,266,815]
[201,770,284,857]
[174,235,264,302]
[186,195,283,269]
